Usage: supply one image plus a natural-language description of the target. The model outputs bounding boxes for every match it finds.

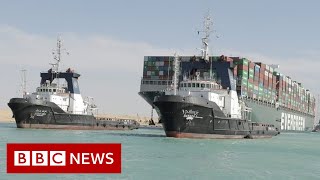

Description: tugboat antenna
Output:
[173,53,180,95]
[51,36,69,73]
[51,36,69,88]
[198,14,213,61]
[20,69,27,97]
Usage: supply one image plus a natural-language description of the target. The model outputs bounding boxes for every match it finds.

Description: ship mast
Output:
[20,69,27,97]
[51,36,69,86]
[51,36,69,73]
[173,53,180,95]
[198,15,213,61]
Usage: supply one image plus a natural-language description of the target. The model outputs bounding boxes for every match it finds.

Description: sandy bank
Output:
[96,114,159,126]
[0,109,14,122]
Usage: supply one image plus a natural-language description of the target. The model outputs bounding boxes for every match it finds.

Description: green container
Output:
[259,87,264,92]
[239,58,249,66]
[249,68,254,73]
[240,76,248,81]
[242,81,248,86]
[248,83,254,89]
[238,70,248,77]
[249,73,254,79]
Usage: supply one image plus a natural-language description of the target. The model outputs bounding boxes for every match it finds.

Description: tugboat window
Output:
[53,89,56,92]
[206,84,210,88]
[188,83,191,87]
[192,83,195,87]
[196,83,200,87]
[201,84,205,88]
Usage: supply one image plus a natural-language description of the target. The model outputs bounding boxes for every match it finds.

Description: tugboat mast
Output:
[20,69,27,97]
[173,53,180,95]
[198,15,213,61]
[51,36,69,73]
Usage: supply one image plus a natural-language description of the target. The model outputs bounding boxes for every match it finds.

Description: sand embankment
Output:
[96,114,159,126]
[0,108,14,122]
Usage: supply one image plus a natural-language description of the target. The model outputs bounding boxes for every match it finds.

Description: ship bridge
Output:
[179,79,222,91]
[40,68,81,94]
[36,83,67,95]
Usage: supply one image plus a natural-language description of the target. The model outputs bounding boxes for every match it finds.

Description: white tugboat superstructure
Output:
[8,37,139,130]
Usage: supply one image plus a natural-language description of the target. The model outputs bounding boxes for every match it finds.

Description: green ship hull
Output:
[244,99,314,131]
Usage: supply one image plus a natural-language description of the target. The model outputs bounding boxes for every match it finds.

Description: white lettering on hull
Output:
[280,112,305,131]
[34,109,48,117]
[182,110,203,121]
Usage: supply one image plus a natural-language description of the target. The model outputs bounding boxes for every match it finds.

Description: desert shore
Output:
[0,108,14,122]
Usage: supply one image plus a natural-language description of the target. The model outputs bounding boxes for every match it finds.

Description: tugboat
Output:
[8,37,139,130]
[152,16,279,139]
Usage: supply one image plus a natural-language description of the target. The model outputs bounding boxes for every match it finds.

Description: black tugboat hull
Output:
[8,98,139,130]
[153,95,279,139]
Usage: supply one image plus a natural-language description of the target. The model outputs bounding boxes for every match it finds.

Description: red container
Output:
[272,75,276,84]
[249,62,255,68]
[238,65,249,71]
[255,62,266,69]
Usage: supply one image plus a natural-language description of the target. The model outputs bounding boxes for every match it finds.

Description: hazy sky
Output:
[0,0,319,116]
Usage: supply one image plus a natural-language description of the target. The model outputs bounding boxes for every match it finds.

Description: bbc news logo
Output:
[7,143,121,173]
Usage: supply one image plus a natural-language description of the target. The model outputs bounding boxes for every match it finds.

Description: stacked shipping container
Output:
[142,55,316,116]
[234,58,249,97]
[232,57,315,116]
[243,56,310,115]
[143,56,174,80]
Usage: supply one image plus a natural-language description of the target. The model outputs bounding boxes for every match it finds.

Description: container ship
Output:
[139,16,315,134]
[8,37,139,130]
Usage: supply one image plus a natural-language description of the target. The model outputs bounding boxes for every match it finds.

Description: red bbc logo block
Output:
[7,143,121,173]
